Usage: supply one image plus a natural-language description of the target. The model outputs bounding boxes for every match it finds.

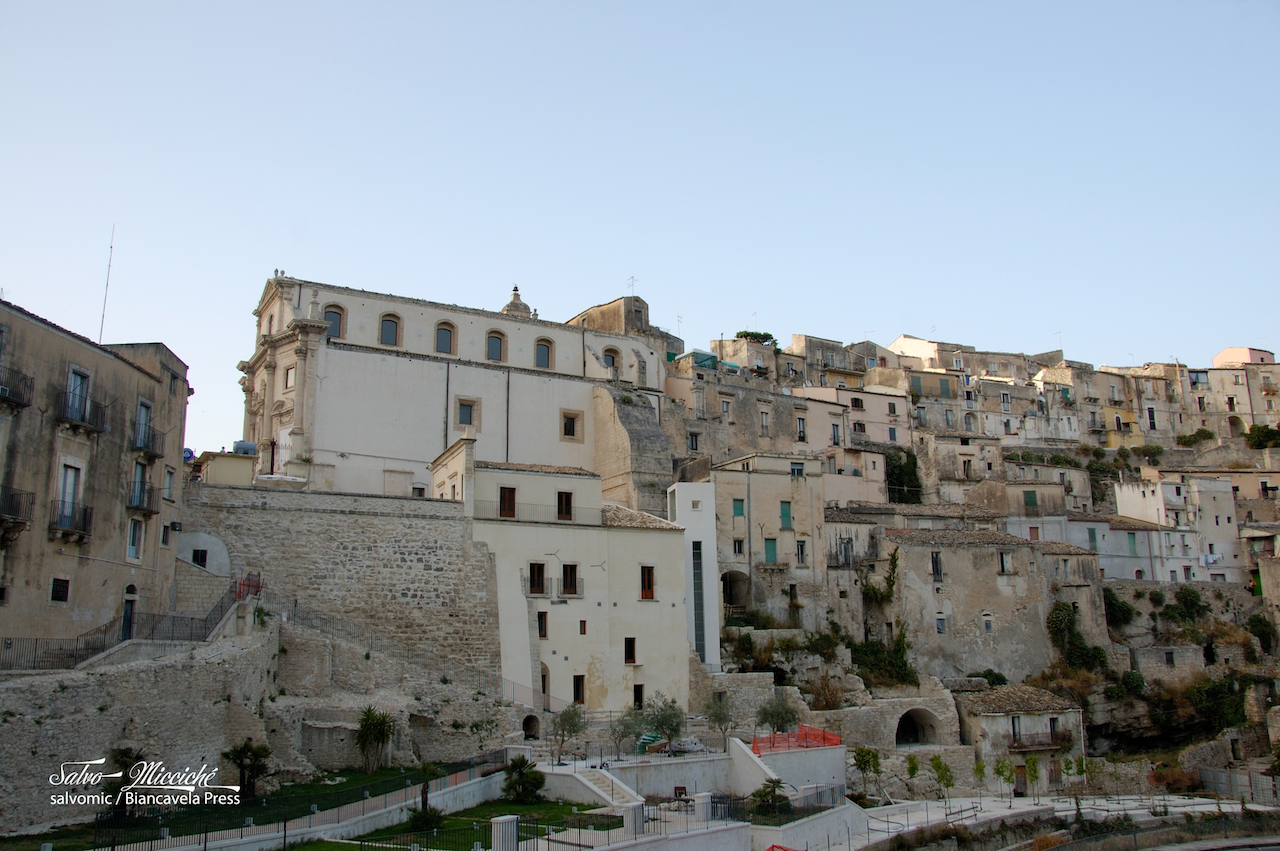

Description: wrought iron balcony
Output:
[473,500,601,524]
[128,483,160,514]
[132,424,165,457]
[57,391,108,432]
[0,366,34,408]
[1008,733,1057,751]
[0,486,34,522]
[556,578,585,598]
[49,500,93,537]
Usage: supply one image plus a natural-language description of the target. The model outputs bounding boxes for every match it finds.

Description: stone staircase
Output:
[575,768,645,806]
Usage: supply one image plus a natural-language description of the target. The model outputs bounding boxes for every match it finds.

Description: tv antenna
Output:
[98,224,115,344]
[626,276,638,296]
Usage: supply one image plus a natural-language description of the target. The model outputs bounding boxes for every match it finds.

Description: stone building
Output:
[0,299,190,639]
[1065,512,1174,581]
[1188,348,1280,439]
[954,684,1084,797]
[1115,475,1247,584]
[911,430,1004,504]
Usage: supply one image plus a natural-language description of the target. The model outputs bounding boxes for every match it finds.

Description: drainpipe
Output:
[443,362,451,452]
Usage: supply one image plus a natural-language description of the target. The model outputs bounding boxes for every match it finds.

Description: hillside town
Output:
[3,279,1280,846]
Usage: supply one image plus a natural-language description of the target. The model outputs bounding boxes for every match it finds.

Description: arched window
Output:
[963,413,976,432]
[603,348,620,379]
[323,305,344,338]
[435,322,455,354]
[379,314,401,347]
[486,331,506,362]
[535,339,553,369]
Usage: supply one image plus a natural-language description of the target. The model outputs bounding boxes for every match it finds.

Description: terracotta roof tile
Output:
[1036,541,1095,556]
[826,502,1003,522]
[475,461,599,478]
[883,529,1030,547]
[601,505,683,530]
[955,685,1079,714]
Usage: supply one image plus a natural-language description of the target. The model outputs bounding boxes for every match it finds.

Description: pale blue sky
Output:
[1,1,1276,453]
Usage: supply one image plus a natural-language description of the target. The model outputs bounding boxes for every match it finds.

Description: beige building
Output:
[0,300,190,640]
[912,430,1004,504]
[238,277,678,513]
[1115,476,1246,584]
[1187,349,1280,439]
[432,436,690,711]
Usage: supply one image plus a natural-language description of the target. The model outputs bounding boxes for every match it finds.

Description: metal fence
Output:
[91,750,509,851]
[1198,768,1280,804]
[1,577,244,670]
[707,783,844,827]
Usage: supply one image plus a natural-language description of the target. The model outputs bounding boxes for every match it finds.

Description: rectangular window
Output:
[640,565,655,600]
[624,637,637,664]
[831,423,840,446]
[633,684,644,709]
[563,414,577,437]
[936,617,946,634]
[780,501,792,529]
[192,549,208,568]
[51,578,70,603]
[999,552,1010,574]
[939,378,951,397]
[529,562,546,595]
[556,492,573,521]
[537,611,548,638]
[722,399,731,415]
[760,411,769,435]
[163,469,175,501]
[580,619,587,635]
[853,421,866,433]
[790,462,804,477]
[127,518,143,560]
[536,343,551,369]
[687,432,698,451]
[796,417,806,441]
[692,541,705,661]
[733,538,744,555]
[888,427,897,442]
[852,398,865,410]
[499,487,516,518]
[917,407,927,426]
[795,540,806,565]
[161,524,171,547]
[458,402,473,425]
[889,401,899,416]
[1023,490,1039,516]
[911,375,923,394]
[733,498,744,517]
[1165,651,1175,667]
[764,538,777,564]
[962,459,972,478]
[1147,407,1157,430]
[284,366,296,389]
[1127,532,1138,556]
[1087,527,1097,551]
[931,551,942,582]
[573,675,585,704]
[1029,526,1040,541]
[561,563,578,595]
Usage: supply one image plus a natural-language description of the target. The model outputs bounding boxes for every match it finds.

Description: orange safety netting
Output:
[764,846,805,851]
[751,723,842,755]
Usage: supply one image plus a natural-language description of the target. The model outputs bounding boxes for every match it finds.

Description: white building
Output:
[1114,477,1246,583]
[432,436,691,712]
[666,482,722,673]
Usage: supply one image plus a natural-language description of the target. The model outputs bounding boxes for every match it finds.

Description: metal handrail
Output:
[132,423,166,456]
[0,365,34,407]
[0,486,34,521]
[58,391,108,430]
[48,499,93,535]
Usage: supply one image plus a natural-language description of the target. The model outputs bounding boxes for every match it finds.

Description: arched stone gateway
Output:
[1229,416,1247,438]
[721,570,750,612]
[895,708,942,746]
[523,715,540,740]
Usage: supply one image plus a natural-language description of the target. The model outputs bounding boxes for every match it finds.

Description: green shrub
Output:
[1245,425,1280,450]
[1148,589,1166,607]
[1103,684,1127,701]
[1177,428,1216,447]
[967,669,1008,687]
[1104,588,1137,627]
[1247,614,1275,655]
[1121,670,1146,695]
[847,626,918,686]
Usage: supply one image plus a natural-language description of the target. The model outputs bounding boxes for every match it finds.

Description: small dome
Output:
[501,286,532,318]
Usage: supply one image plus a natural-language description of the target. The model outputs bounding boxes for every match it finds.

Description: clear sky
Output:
[1,1,1276,454]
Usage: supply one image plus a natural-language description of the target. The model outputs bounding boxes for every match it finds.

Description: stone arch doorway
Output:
[1229,416,1247,438]
[895,708,941,746]
[523,715,540,740]
[722,570,750,615]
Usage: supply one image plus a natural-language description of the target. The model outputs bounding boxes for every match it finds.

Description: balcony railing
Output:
[57,391,108,431]
[474,500,601,525]
[0,365,34,408]
[132,424,165,457]
[0,486,34,522]
[127,483,160,514]
[827,553,859,570]
[522,574,549,597]
[556,578,584,598]
[1008,733,1057,751]
[49,500,93,537]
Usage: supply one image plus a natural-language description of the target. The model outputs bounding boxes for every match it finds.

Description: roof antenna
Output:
[98,224,115,344]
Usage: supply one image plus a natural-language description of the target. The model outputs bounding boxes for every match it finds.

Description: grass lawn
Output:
[0,823,96,851]
[361,799,616,840]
